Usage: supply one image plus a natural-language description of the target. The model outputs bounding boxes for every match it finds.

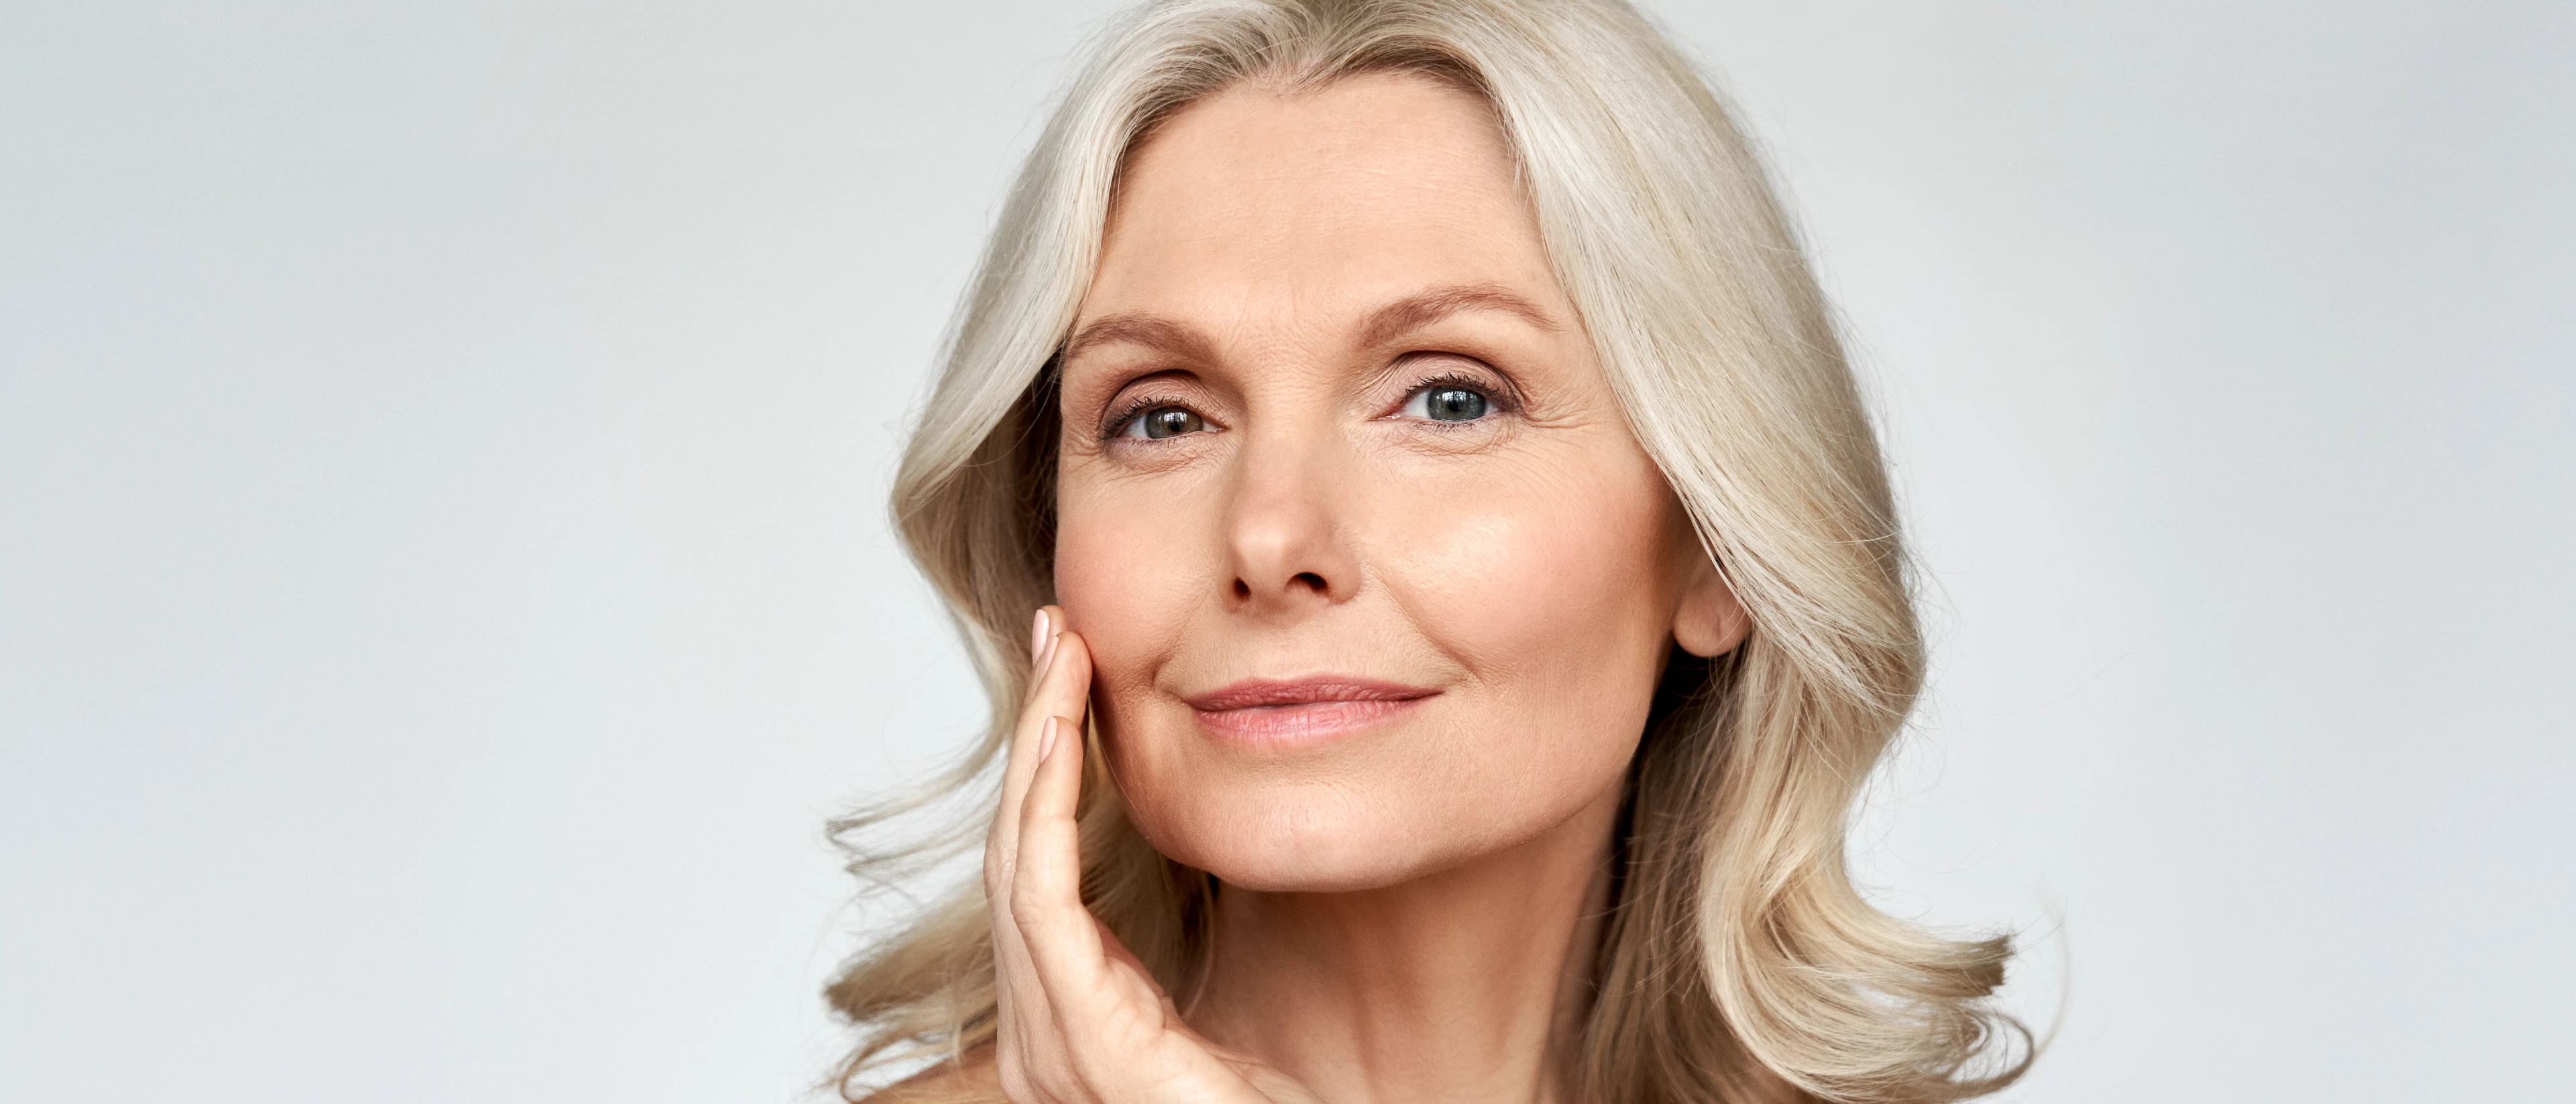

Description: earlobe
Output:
[1671,552,1750,658]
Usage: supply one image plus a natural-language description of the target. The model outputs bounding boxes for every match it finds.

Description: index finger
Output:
[986,608,1093,896]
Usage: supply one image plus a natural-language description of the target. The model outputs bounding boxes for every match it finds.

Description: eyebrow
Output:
[1059,283,1561,366]
[1060,313,1220,366]
[1356,283,1560,349]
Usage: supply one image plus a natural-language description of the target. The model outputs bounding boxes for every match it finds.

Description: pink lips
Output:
[1185,677,1436,748]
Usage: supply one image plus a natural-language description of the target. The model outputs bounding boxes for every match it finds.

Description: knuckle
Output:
[1010,879,1049,934]
[983,856,1010,902]
[994,1050,1030,1101]
[996,1047,1081,1104]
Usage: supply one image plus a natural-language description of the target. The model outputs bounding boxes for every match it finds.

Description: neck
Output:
[1186,787,1621,1104]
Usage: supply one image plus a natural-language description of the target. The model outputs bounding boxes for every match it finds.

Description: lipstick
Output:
[1184,677,1436,748]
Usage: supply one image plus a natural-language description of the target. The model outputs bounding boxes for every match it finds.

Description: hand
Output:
[985,607,1319,1104]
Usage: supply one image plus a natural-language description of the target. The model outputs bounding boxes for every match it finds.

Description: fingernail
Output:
[1036,715,1059,762]
[1029,608,1049,666]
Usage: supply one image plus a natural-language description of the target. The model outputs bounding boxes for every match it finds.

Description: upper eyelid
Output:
[1396,349,1516,386]
[1089,369,1211,434]
[1100,387,1228,441]
[1101,393,1184,438]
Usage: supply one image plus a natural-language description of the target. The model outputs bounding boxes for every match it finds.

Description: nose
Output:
[1223,430,1358,613]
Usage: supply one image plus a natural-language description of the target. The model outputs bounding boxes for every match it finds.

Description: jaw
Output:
[1180,777,1627,1104]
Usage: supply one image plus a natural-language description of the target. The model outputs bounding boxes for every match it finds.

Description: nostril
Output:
[1233,579,1252,600]
[1293,572,1326,592]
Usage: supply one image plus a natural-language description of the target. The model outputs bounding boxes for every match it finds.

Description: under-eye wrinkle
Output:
[840,4,2033,1101]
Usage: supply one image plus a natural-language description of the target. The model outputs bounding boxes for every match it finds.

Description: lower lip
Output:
[1191,697,1425,748]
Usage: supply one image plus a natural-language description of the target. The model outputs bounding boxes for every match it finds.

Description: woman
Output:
[830,1,2029,1101]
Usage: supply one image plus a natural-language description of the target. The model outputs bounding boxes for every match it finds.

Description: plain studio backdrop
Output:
[4,1,2569,1101]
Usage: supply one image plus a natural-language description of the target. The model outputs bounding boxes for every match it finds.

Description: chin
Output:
[1120,783,1466,893]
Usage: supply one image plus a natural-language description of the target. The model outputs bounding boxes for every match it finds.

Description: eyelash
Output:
[1401,370,1516,421]
[1101,392,1194,441]
[1097,366,1517,440]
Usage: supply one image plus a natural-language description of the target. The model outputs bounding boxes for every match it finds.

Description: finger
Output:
[1025,615,1093,733]
[1013,726,1276,1103]
[992,714,1098,1100]
[985,611,1057,1004]
[991,606,1057,861]
[1012,715,1168,1038]
[1009,712,1139,1087]
[1010,711,1123,1005]
[989,611,1091,877]
[986,613,1093,1096]
[1013,711,1107,989]
[1010,725,1288,1104]
[988,611,1091,909]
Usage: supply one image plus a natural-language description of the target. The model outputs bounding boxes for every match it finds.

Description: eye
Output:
[1117,404,1210,440]
[1402,383,1493,423]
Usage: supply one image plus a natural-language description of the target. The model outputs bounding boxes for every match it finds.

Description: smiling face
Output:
[1052,73,1743,893]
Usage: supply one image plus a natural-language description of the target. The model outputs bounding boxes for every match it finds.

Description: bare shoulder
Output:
[852,1051,1002,1104]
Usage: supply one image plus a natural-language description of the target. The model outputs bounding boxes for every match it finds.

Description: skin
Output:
[969,74,1750,1104]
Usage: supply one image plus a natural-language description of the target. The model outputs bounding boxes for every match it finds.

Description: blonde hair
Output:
[827,1,2029,1101]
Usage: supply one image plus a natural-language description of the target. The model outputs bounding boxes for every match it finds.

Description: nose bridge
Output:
[1224,409,1355,607]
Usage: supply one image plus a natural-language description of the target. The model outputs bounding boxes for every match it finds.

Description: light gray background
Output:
[3,2,2569,1101]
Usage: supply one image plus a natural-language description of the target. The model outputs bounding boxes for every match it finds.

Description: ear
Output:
[1672,548,1750,658]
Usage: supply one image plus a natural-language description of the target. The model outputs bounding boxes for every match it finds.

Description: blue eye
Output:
[1404,385,1491,422]
[1120,405,1207,439]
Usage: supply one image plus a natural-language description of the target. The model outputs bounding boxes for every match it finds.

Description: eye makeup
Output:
[1380,350,1527,421]
[1393,368,1515,423]
[1081,350,1532,447]
[1099,388,1218,441]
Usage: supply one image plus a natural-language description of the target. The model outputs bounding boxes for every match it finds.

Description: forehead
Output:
[1085,72,1560,328]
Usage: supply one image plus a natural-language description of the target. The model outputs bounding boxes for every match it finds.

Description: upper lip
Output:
[1184,677,1438,712]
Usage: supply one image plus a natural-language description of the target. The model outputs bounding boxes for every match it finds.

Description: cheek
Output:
[1277,445,1681,867]
[1045,436,1687,891]
[1051,472,1199,685]
[1383,446,1681,696]
[1052,495,1154,631]
[1056,487,1179,670]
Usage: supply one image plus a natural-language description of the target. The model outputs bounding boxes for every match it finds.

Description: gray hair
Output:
[829,2,2031,1099]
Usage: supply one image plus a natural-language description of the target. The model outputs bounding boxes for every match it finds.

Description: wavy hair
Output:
[826,1,2030,1100]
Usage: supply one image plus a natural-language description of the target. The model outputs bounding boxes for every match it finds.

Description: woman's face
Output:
[1054,73,1742,892]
